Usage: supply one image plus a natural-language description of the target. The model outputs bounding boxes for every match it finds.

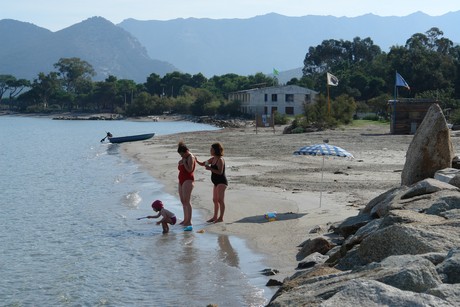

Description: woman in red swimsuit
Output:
[177,141,196,226]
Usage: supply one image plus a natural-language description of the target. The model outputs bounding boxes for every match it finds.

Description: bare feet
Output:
[214,218,223,223]
[206,218,216,223]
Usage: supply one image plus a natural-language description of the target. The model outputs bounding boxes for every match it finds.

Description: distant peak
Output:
[81,16,114,25]
[60,16,117,32]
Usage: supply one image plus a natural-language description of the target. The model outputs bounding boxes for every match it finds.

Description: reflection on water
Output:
[146,230,268,306]
[107,143,120,155]
[218,235,239,268]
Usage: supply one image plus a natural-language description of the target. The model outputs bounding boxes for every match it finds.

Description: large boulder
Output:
[427,284,460,306]
[269,255,450,306]
[320,279,452,307]
[401,104,453,186]
[370,255,442,292]
[296,237,334,261]
[401,178,460,199]
[436,248,460,284]
[336,222,460,270]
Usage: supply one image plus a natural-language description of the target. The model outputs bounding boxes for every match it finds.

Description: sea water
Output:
[0,116,274,306]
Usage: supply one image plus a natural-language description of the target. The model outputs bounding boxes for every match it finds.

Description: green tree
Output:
[125,92,154,116]
[144,73,162,96]
[219,99,242,117]
[190,73,208,88]
[93,76,118,112]
[189,88,214,116]
[331,94,356,124]
[302,37,384,101]
[29,72,63,109]
[387,28,457,97]
[0,75,16,104]
[0,75,30,109]
[54,57,96,94]
[117,79,137,109]
[162,71,192,97]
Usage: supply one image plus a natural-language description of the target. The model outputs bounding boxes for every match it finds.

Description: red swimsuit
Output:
[178,161,195,185]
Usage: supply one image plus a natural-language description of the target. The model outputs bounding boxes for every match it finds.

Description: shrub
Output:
[362,114,380,121]
[25,105,46,113]
[274,112,289,125]
[291,127,305,134]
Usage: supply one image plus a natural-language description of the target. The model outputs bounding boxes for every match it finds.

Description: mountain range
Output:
[1,11,459,83]
[118,11,460,78]
[0,17,175,83]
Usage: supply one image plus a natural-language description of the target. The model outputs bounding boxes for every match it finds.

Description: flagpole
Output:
[327,83,331,116]
[392,71,398,134]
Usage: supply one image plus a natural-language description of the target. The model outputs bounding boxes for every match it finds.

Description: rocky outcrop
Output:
[268,179,460,306]
[401,103,453,186]
[267,105,460,306]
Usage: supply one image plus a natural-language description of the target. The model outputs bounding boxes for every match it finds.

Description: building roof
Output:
[231,84,317,95]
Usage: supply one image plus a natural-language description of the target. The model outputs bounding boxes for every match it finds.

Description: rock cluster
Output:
[52,113,123,120]
[188,115,250,128]
[268,104,460,306]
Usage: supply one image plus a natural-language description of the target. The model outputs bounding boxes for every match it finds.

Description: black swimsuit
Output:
[211,161,228,186]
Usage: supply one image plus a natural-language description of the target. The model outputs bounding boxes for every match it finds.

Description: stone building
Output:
[228,85,317,116]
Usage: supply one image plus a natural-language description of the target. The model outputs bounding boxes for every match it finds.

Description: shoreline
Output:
[4,112,414,281]
[121,120,414,282]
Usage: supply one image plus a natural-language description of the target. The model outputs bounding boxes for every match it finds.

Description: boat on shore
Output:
[101,132,155,144]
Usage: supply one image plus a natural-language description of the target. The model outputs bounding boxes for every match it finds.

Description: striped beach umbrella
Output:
[294,143,353,207]
[294,143,353,158]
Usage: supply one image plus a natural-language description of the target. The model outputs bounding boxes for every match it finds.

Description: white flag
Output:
[327,72,339,86]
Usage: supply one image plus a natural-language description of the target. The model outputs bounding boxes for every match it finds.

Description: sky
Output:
[2,0,460,31]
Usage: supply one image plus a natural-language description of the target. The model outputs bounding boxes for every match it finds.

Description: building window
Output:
[264,94,268,102]
[271,94,277,102]
[285,94,294,102]
[285,107,294,115]
[271,107,278,114]
[305,94,311,102]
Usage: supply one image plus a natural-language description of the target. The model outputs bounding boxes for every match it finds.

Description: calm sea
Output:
[0,116,274,307]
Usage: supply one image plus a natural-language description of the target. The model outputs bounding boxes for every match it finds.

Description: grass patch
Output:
[351,119,390,128]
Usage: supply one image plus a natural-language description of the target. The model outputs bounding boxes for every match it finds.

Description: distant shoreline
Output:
[0,111,191,122]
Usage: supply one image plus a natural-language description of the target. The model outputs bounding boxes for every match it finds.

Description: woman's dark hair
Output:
[177,141,189,153]
[211,142,224,156]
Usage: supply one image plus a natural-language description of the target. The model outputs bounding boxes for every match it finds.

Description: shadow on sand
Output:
[234,212,308,224]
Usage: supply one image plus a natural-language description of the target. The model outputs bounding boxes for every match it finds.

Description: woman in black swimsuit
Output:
[196,142,227,223]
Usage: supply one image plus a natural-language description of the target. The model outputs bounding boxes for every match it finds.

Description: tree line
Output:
[1,27,460,123]
[0,58,276,117]
[295,27,460,122]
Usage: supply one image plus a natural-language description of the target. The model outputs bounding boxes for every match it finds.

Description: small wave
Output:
[108,229,157,238]
[121,191,142,208]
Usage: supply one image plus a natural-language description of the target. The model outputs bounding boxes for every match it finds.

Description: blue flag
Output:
[395,72,410,90]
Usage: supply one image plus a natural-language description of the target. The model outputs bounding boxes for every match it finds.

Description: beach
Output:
[122,120,416,281]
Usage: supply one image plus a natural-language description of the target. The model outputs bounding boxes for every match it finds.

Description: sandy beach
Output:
[122,120,418,280]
